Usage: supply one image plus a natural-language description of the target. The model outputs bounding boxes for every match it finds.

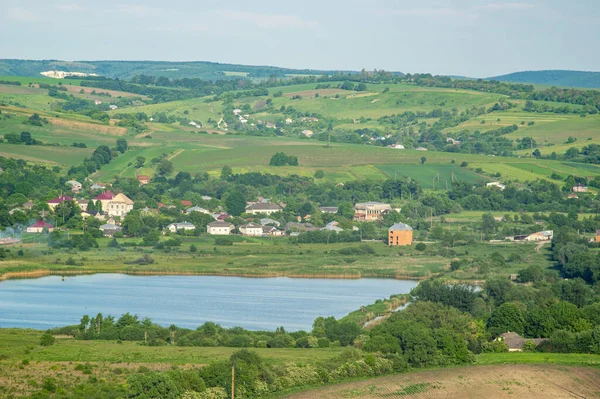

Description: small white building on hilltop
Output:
[486,182,506,191]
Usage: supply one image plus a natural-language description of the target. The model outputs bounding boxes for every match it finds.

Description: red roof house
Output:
[181,200,192,207]
[46,196,73,209]
[94,191,115,201]
[26,220,54,233]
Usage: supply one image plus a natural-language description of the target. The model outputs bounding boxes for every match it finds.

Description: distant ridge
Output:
[487,70,600,89]
[0,59,402,81]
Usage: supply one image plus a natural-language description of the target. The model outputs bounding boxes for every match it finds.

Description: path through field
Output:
[535,241,548,253]
[283,364,600,398]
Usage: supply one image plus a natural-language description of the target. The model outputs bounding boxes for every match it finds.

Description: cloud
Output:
[6,7,39,22]
[390,7,478,21]
[478,2,536,11]
[55,4,86,12]
[215,10,318,29]
[114,5,164,18]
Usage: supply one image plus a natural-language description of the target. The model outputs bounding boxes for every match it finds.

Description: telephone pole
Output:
[231,360,235,399]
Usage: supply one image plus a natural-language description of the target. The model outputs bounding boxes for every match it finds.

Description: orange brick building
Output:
[388,223,413,246]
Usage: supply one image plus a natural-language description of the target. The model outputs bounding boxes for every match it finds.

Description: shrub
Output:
[214,238,233,246]
[415,243,426,251]
[40,333,55,347]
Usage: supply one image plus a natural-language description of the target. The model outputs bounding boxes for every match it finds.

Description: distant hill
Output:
[487,70,600,88]
[0,59,402,81]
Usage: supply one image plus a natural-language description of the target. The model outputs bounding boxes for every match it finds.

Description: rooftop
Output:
[389,222,413,231]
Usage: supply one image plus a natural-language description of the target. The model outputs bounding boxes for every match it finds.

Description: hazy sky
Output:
[2,0,599,77]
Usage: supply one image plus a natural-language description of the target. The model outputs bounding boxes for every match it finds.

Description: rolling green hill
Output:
[488,70,600,88]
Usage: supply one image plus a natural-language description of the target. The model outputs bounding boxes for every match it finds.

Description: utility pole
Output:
[430,208,433,229]
[231,360,235,399]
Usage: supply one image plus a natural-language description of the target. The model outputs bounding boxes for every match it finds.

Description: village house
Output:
[285,222,318,233]
[319,206,339,214]
[23,201,34,210]
[81,210,105,221]
[180,200,192,207]
[567,193,579,199]
[233,109,242,115]
[388,144,405,149]
[26,220,54,233]
[99,223,122,237]
[137,175,151,186]
[93,191,115,211]
[90,183,106,191]
[245,202,282,216]
[166,222,196,233]
[260,218,280,227]
[415,147,428,151]
[201,195,213,201]
[207,221,234,235]
[285,117,293,124]
[109,104,118,110]
[322,221,343,232]
[239,222,264,236]
[301,129,314,138]
[573,184,589,193]
[76,199,89,211]
[46,195,73,210]
[486,182,506,191]
[65,180,83,192]
[107,193,134,218]
[446,137,461,145]
[388,223,413,246]
[353,202,392,222]
[262,225,283,236]
[498,332,546,352]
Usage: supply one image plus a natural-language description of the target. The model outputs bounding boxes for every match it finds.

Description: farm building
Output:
[388,223,413,246]
[186,206,211,215]
[46,195,73,210]
[319,206,338,214]
[137,175,151,185]
[99,223,122,237]
[498,332,546,352]
[107,193,134,218]
[207,221,234,235]
[524,230,553,242]
[245,202,282,216]
[166,222,195,233]
[26,221,54,233]
[573,184,589,193]
[239,223,264,236]
[354,202,391,222]
[486,182,506,191]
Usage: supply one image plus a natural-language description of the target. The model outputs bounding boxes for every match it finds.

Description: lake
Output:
[0,274,417,331]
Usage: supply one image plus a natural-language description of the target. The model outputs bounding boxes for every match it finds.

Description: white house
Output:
[167,222,196,233]
[207,221,234,235]
[65,180,83,192]
[233,109,242,115]
[285,118,293,124]
[26,220,54,233]
[524,230,553,242]
[107,193,134,218]
[388,144,405,149]
[109,105,118,110]
[262,226,284,236]
[239,222,264,236]
[245,202,282,216]
[301,130,314,137]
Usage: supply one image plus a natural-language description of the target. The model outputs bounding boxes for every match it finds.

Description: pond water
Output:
[0,274,417,331]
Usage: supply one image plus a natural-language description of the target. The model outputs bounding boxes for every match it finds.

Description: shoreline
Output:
[0,269,430,282]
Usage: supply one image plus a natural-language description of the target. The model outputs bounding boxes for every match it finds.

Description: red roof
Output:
[94,191,115,200]
[181,200,192,206]
[216,213,229,220]
[29,220,53,228]
[137,175,150,180]
[47,196,73,204]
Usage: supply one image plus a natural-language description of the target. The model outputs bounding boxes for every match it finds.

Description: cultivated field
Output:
[282,363,600,398]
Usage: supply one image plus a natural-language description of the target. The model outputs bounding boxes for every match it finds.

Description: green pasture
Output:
[0,143,90,166]
[377,164,489,188]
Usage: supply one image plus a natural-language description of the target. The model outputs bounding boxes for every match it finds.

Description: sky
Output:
[1,0,599,77]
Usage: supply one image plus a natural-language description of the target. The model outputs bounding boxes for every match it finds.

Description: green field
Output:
[377,164,489,188]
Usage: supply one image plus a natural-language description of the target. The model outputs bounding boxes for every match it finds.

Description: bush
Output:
[415,243,426,251]
[40,333,55,347]
[214,238,233,246]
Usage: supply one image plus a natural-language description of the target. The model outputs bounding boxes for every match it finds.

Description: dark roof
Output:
[499,332,546,350]
[47,196,73,204]
[389,222,413,231]
[208,221,233,227]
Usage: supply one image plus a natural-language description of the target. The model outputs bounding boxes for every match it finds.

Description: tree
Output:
[532,149,541,157]
[220,165,233,180]
[116,138,128,153]
[314,170,325,179]
[157,160,173,175]
[20,131,33,145]
[487,302,526,336]
[225,191,246,216]
[481,213,498,235]
[135,156,146,168]
[420,157,427,166]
